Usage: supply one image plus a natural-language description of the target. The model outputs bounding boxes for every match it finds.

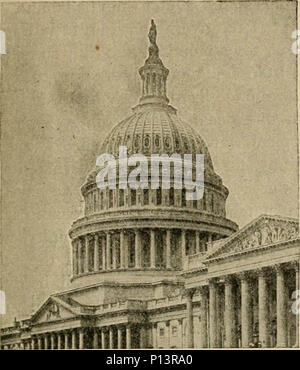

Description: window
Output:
[100,191,104,209]
[159,328,165,337]
[131,189,136,206]
[157,188,162,205]
[182,188,186,207]
[93,193,97,212]
[109,190,113,208]
[203,191,206,211]
[119,189,124,207]
[169,187,174,206]
[143,189,149,205]
[171,326,178,336]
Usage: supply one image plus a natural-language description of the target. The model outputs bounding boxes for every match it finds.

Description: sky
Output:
[0,1,298,327]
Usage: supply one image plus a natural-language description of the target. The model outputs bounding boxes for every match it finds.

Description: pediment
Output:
[31,296,80,325]
[206,215,298,260]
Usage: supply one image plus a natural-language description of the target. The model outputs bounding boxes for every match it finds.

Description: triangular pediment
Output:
[31,296,81,325]
[206,215,298,260]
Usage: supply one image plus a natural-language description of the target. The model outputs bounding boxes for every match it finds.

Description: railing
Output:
[94,299,146,314]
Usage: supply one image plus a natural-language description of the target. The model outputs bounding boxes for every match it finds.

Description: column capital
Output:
[198,285,209,295]
[291,260,300,272]
[274,263,286,274]
[177,317,183,325]
[237,271,252,281]
[209,277,218,285]
[224,274,235,284]
[186,289,195,299]
[255,267,271,278]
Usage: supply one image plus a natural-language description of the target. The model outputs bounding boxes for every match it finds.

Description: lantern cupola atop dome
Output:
[138,20,170,108]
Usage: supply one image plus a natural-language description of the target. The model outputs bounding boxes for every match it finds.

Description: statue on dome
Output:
[148,19,157,45]
[146,19,161,65]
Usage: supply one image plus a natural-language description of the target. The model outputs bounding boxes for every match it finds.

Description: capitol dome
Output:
[69,20,238,287]
[100,109,214,170]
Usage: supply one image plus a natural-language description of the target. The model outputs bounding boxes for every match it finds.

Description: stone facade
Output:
[1,21,299,350]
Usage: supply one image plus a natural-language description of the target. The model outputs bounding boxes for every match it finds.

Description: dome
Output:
[69,20,238,287]
[100,107,214,171]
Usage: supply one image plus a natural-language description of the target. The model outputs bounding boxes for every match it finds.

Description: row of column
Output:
[17,325,134,350]
[186,261,300,348]
[84,187,225,217]
[93,325,132,349]
[72,229,212,276]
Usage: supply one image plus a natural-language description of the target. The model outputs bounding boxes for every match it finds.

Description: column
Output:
[186,290,194,348]
[126,325,131,349]
[109,326,114,349]
[31,337,35,350]
[106,233,111,270]
[258,269,269,348]
[93,328,99,349]
[50,333,55,350]
[292,260,300,348]
[57,333,61,350]
[79,328,84,349]
[207,234,212,251]
[77,240,82,274]
[72,330,76,349]
[120,231,124,269]
[224,276,235,348]
[44,334,49,350]
[37,336,42,350]
[94,234,99,271]
[181,230,186,267]
[166,230,171,269]
[152,323,157,348]
[124,232,129,269]
[276,265,287,348]
[240,272,252,348]
[135,229,142,269]
[102,235,106,270]
[64,332,69,350]
[209,279,218,348]
[195,231,200,254]
[112,237,117,270]
[117,326,123,349]
[199,287,208,348]
[72,241,78,276]
[101,328,106,349]
[150,230,156,268]
[84,235,89,273]
[178,319,183,348]
[165,322,170,349]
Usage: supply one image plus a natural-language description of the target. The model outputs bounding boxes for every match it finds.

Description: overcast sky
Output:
[0,1,297,327]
